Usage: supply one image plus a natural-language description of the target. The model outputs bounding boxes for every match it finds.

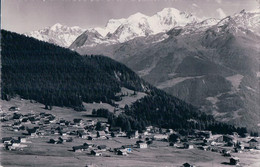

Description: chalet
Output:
[48,139,57,144]
[127,130,139,139]
[27,127,38,136]
[153,134,168,141]
[137,142,147,149]
[196,131,212,139]
[78,132,88,139]
[73,118,83,125]
[97,131,106,139]
[9,106,20,111]
[62,136,73,142]
[87,136,94,140]
[97,145,107,151]
[122,145,133,153]
[18,136,27,143]
[198,146,210,151]
[230,157,239,165]
[223,151,231,157]
[117,149,128,156]
[223,135,235,143]
[86,120,95,126]
[91,150,102,156]
[72,145,88,152]
[2,137,13,144]
[214,135,224,142]
[64,120,70,126]
[143,131,149,136]
[237,144,245,150]
[184,143,194,149]
[168,133,181,143]
[249,138,260,149]
[59,130,68,136]
[227,141,235,147]
[13,126,20,132]
[167,129,174,134]
[182,163,195,167]
[210,141,217,146]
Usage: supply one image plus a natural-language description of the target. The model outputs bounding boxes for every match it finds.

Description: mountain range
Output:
[26,8,200,47]
[24,8,260,132]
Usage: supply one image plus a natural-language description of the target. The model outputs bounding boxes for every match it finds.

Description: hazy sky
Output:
[2,0,259,33]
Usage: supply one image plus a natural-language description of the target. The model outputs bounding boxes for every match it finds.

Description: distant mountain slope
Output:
[70,9,260,132]
[1,30,247,134]
[24,23,86,47]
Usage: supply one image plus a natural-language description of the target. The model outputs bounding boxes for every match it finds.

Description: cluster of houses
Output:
[1,136,27,151]
[166,130,260,166]
[1,106,260,166]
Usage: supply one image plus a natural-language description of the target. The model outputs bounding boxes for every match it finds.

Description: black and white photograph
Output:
[1,0,260,166]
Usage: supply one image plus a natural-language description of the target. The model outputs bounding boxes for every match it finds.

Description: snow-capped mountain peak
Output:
[86,7,199,44]
[50,23,63,31]
[212,9,260,35]
[25,23,86,47]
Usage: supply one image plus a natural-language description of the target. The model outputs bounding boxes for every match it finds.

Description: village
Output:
[1,99,260,167]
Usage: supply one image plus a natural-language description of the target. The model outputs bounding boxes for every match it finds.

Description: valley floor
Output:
[0,98,260,167]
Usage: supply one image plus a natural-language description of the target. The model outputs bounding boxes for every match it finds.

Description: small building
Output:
[214,135,224,142]
[127,130,139,139]
[137,142,147,149]
[73,118,83,125]
[97,145,107,151]
[117,149,128,156]
[182,163,196,167]
[249,138,259,149]
[72,145,88,152]
[153,134,168,141]
[184,143,194,149]
[223,135,236,143]
[122,145,133,153]
[9,106,20,111]
[237,144,244,150]
[91,150,102,156]
[230,157,239,165]
[197,131,212,139]
[48,139,57,144]
[2,137,13,144]
[86,120,94,126]
[78,132,88,139]
[97,131,106,139]
[18,136,26,143]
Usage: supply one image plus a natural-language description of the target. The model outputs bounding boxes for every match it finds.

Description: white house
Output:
[138,143,147,149]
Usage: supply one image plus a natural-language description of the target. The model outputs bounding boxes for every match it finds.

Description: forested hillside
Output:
[1,30,145,110]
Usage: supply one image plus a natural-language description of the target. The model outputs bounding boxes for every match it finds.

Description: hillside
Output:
[1,30,146,110]
[1,30,247,134]
[70,9,260,132]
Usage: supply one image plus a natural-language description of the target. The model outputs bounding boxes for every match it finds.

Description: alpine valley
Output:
[25,7,260,132]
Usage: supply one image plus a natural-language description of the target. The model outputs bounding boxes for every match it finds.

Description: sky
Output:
[1,0,259,34]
